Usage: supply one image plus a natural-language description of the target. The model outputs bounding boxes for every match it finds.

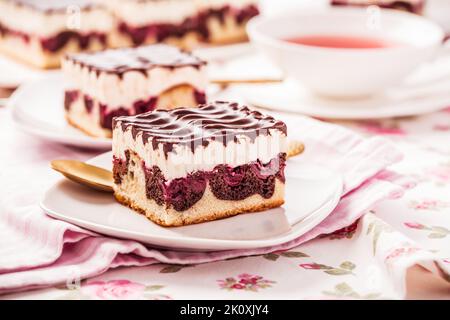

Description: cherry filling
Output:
[0,23,107,52]
[84,95,94,113]
[331,1,422,14]
[194,91,207,105]
[163,171,208,211]
[99,105,130,131]
[133,97,158,114]
[113,152,286,212]
[41,31,107,52]
[0,23,30,42]
[119,21,195,46]
[118,4,259,45]
[64,89,206,130]
[113,150,130,185]
[64,90,79,111]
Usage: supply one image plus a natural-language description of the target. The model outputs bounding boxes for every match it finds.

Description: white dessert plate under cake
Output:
[40,151,343,252]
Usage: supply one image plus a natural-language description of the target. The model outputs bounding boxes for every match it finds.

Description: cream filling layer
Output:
[113,126,287,181]
[62,59,208,110]
[103,0,198,26]
[0,2,113,37]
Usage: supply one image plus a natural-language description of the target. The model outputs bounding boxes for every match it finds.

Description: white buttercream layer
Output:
[103,0,198,25]
[0,2,113,37]
[113,124,287,181]
[62,60,207,110]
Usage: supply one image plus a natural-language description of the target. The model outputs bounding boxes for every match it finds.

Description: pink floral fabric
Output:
[1,102,450,300]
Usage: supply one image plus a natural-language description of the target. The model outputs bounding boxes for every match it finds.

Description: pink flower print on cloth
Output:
[80,280,146,300]
[218,274,275,292]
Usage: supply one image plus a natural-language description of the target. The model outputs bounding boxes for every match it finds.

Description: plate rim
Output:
[10,74,112,149]
[40,151,343,251]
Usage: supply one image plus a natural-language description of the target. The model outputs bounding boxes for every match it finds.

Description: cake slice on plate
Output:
[331,0,425,14]
[0,0,112,68]
[112,101,288,227]
[62,44,208,138]
[104,0,260,48]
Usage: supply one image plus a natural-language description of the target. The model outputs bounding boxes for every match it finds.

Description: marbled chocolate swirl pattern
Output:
[114,101,287,156]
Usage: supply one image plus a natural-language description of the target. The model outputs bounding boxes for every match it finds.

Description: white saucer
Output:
[10,73,112,149]
[235,55,450,120]
[40,152,343,252]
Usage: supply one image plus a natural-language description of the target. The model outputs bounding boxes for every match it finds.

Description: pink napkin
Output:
[0,115,410,294]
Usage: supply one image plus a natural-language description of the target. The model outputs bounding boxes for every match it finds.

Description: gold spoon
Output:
[51,160,114,193]
[51,141,304,193]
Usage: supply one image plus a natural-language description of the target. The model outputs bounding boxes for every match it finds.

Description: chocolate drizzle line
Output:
[114,101,287,158]
[65,44,207,78]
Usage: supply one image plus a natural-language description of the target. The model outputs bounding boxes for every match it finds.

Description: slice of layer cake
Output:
[104,0,260,48]
[112,101,288,227]
[0,0,112,68]
[62,44,208,138]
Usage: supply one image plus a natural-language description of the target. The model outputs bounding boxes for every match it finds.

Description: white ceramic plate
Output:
[0,54,58,88]
[233,54,450,120]
[40,152,343,252]
[10,73,112,149]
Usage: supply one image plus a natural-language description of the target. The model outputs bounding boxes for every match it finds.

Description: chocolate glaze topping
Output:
[9,0,96,13]
[65,44,206,77]
[114,101,287,157]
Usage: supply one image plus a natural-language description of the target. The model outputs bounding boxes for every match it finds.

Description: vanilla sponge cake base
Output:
[110,31,202,50]
[0,35,105,69]
[110,19,248,50]
[114,152,285,227]
[206,14,250,45]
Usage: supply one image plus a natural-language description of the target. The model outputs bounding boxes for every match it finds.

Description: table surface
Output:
[1,0,450,299]
[1,83,450,299]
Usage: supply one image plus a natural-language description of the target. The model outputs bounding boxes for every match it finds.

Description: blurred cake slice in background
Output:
[104,0,260,49]
[195,0,260,45]
[105,0,200,49]
[331,0,426,14]
[62,44,208,138]
[0,0,113,68]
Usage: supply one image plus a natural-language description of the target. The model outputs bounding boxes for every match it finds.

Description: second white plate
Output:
[10,73,112,149]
